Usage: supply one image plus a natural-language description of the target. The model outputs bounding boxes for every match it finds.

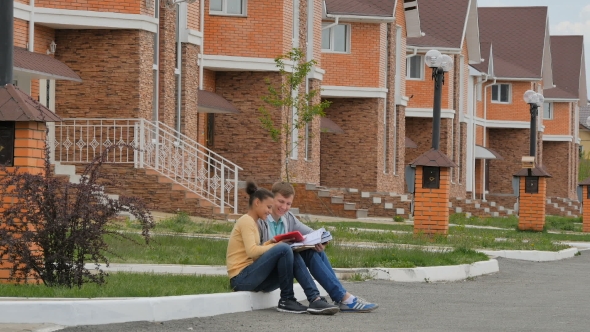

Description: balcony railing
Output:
[52,118,242,214]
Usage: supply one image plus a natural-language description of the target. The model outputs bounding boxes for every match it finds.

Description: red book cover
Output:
[273,231,304,243]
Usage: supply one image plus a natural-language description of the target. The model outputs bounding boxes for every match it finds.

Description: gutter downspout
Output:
[384,22,389,174]
[28,0,34,52]
[321,16,339,30]
[481,77,496,201]
[175,5,183,134]
[393,25,402,174]
[305,0,313,160]
[199,0,204,90]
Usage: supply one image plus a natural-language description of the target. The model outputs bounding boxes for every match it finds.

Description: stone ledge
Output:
[0,282,326,326]
[476,248,578,262]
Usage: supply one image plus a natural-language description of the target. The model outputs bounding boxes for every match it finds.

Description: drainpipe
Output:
[175,5,183,134]
[481,77,496,201]
[383,23,389,174]
[28,0,34,52]
[0,1,13,86]
[199,0,204,90]
[305,0,313,161]
[393,25,402,174]
[321,16,339,30]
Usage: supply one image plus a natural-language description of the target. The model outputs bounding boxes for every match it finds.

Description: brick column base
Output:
[413,166,451,235]
[518,176,547,231]
[583,186,590,233]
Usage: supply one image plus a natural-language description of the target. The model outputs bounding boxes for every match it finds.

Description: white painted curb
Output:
[0,282,326,326]
[477,248,579,262]
[334,259,499,283]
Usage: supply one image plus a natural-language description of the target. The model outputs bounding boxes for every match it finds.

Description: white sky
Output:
[478,0,590,100]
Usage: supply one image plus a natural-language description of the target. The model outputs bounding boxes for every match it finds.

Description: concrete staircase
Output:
[448,197,516,218]
[52,162,230,220]
[546,197,581,217]
[293,184,412,220]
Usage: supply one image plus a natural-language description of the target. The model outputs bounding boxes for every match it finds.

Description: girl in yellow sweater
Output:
[226,182,307,313]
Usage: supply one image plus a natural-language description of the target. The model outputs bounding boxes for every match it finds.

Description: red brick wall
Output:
[204,0,291,58]
[485,81,533,122]
[487,128,529,194]
[210,71,283,183]
[320,98,380,190]
[13,18,28,48]
[584,186,590,232]
[413,166,450,235]
[544,141,576,199]
[54,29,153,120]
[544,102,571,135]
[187,1,200,30]
[518,176,546,231]
[321,22,386,88]
[35,0,146,15]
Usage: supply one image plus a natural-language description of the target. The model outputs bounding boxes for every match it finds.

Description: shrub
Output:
[0,144,154,288]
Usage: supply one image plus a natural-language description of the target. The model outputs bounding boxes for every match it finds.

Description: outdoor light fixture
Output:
[425,49,454,150]
[46,41,56,55]
[523,89,544,179]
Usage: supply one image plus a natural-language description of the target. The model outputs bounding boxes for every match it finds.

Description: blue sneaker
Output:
[337,297,379,312]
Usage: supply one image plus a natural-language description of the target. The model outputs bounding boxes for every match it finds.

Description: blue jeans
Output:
[230,243,295,300]
[298,249,347,303]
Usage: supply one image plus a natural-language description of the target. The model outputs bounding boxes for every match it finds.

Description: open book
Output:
[290,228,333,252]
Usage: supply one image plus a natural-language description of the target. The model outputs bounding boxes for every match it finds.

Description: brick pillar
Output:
[413,166,451,235]
[411,149,457,236]
[583,186,590,233]
[515,167,550,231]
[1,121,47,283]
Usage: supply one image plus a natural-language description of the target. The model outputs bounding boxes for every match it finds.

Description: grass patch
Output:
[326,246,488,268]
[105,234,227,265]
[545,216,582,232]
[113,213,235,235]
[450,213,582,233]
[0,273,231,298]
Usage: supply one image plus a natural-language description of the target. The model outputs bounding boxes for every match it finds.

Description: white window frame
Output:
[406,54,424,80]
[209,0,247,17]
[321,23,351,54]
[543,102,553,120]
[491,83,511,104]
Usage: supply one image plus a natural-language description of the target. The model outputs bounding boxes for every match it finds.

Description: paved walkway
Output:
[52,252,590,332]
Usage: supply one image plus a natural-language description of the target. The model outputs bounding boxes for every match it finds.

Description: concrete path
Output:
[55,252,590,332]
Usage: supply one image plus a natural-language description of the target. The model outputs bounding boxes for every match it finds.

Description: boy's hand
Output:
[314,242,328,252]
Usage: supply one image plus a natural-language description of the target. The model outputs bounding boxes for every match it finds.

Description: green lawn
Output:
[450,214,583,232]
[0,273,231,298]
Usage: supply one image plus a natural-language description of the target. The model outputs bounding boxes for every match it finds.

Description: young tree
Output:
[259,48,331,183]
[0,144,154,288]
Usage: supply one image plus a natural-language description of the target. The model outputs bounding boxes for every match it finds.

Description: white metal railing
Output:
[52,118,242,214]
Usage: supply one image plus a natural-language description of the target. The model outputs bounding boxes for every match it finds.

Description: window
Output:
[406,55,423,80]
[210,0,246,16]
[491,84,510,103]
[0,122,15,167]
[543,102,553,119]
[321,24,350,53]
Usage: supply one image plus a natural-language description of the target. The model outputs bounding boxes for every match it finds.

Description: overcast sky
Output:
[479,0,590,100]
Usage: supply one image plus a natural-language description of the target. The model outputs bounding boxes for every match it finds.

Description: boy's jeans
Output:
[230,243,295,301]
[298,249,347,303]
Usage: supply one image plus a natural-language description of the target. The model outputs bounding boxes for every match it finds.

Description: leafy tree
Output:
[0,143,153,287]
[259,48,331,183]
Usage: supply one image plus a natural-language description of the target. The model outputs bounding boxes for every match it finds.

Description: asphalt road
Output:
[56,252,590,332]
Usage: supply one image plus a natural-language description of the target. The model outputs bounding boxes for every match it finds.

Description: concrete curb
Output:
[333,259,499,283]
[0,282,326,326]
[476,248,579,262]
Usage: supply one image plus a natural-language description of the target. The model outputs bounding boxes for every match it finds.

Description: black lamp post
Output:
[523,90,544,159]
[425,49,453,150]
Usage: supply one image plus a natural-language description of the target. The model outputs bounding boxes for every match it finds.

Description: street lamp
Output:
[523,90,544,158]
[425,49,453,150]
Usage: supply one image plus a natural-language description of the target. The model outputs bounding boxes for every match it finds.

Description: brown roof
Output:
[13,47,81,82]
[579,176,590,185]
[320,117,344,134]
[198,90,240,114]
[514,166,551,177]
[407,0,470,48]
[471,41,492,74]
[0,84,63,122]
[544,35,584,100]
[478,7,548,79]
[410,149,458,167]
[324,0,395,17]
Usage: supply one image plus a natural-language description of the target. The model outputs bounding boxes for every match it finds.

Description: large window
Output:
[210,0,246,16]
[321,24,350,53]
[543,102,553,119]
[406,55,423,80]
[491,84,511,103]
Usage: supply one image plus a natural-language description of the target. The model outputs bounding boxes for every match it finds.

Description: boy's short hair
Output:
[271,181,295,198]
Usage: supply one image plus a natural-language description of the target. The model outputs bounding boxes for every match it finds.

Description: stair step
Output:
[305,183,317,190]
[343,203,356,211]
[145,169,160,176]
[318,190,331,197]
[290,208,300,215]
[185,192,202,199]
[372,197,382,204]
[331,196,344,204]
[356,209,368,219]
[158,176,174,184]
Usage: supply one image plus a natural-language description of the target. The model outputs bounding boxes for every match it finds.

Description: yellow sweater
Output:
[226,214,275,278]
